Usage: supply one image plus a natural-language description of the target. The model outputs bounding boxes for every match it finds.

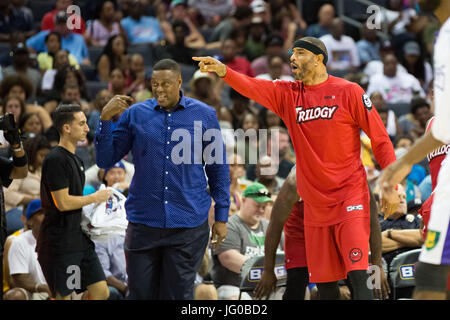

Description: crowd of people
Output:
[0,0,447,300]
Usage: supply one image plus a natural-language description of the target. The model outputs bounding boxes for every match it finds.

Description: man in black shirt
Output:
[37,104,112,300]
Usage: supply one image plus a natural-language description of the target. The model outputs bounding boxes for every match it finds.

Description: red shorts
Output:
[284,201,307,269]
[303,193,370,283]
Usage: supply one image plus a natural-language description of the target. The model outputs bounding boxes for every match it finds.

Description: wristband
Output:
[13,153,28,167]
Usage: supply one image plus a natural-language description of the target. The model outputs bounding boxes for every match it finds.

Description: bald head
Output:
[318,4,335,26]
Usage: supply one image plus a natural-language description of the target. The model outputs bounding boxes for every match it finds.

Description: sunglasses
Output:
[246,191,271,198]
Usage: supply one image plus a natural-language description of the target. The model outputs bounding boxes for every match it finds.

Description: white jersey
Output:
[420,17,450,266]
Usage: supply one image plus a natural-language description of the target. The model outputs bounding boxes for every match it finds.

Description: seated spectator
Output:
[367,53,425,104]
[0,94,26,157]
[126,53,145,98]
[220,38,255,77]
[363,40,408,77]
[26,11,90,65]
[167,0,206,49]
[208,5,252,45]
[96,34,129,83]
[186,70,221,112]
[19,113,43,138]
[0,74,52,130]
[41,49,77,93]
[305,3,334,38]
[255,56,295,81]
[85,0,126,47]
[251,33,292,76]
[188,0,235,27]
[236,112,260,168]
[88,89,113,132]
[37,32,79,73]
[258,108,283,130]
[379,184,423,269]
[250,0,270,25]
[356,23,380,68]
[228,26,249,56]
[254,155,284,196]
[244,16,268,62]
[229,88,250,130]
[2,42,41,101]
[3,135,51,235]
[41,0,86,35]
[0,0,35,42]
[6,201,52,300]
[154,20,198,66]
[268,0,307,32]
[109,68,128,96]
[320,18,360,72]
[373,0,417,37]
[398,97,433,140]
[228,153,245,216]
[211,182,275,300]
[135,69,153,103]
[398,41,433,92]
[370,91,402,141]
[120,0,166,45]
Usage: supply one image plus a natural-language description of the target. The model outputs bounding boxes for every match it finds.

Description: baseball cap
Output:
[170,0,187,8]
[243,182,273,203]
[250,0,266,13]
[26,199,42,220]
[104,161,126,176]
[55,10,68,24]
[11,42,28,55]
[403,41,421,56]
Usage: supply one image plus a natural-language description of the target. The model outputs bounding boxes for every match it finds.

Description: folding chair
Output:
[389,248,421,300]
[239,253,287,300]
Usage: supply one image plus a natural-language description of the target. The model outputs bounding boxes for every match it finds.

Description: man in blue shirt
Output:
[120,0,164,45]
[26,11,90,66]
[95,59,230,300]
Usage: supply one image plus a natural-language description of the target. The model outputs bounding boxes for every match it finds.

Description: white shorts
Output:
[420,155,450,265]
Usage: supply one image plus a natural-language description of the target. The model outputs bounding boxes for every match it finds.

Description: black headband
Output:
[290,39,328,65]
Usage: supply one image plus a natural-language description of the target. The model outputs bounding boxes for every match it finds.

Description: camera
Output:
[0,114,16,131]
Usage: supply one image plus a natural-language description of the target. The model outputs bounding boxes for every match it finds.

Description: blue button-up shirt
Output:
[95,92,230,228]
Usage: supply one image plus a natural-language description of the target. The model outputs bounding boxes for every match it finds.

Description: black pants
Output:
[125,219,210,300]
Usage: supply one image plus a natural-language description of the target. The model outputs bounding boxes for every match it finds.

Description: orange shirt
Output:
[224,67,396,225]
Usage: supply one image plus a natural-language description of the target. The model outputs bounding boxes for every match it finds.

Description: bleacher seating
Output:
[86,81,108,101]
[128,44,153,66]
[389,248,421,300]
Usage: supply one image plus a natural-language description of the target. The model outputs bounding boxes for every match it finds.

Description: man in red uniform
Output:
[193,36,396,299]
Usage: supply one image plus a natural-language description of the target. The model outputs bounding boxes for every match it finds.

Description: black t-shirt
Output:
[37,146,92,254]
[0,157,13,249]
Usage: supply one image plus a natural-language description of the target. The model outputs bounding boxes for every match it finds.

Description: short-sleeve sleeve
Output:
[0,157,13,188]
[213,219,242,256]
[45,155,69,192]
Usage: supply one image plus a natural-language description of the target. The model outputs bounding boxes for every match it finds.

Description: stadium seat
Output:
[389,248,421,300]
[387,103,411,118]
[239,253,287,300]
[128,44,153,66]
[80,64,97,81]
[88,46,104,65]
[180,64,196,91]
[28,0,54,23]
[86,81,108,101]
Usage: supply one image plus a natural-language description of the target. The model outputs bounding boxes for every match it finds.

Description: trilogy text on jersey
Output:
[295,105,339,123]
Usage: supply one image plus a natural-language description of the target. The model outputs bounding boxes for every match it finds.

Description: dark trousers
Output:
[125,219,209,300]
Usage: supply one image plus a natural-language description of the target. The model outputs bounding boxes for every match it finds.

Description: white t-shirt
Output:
[255,73,295,82]
[8,230,47,285]
[319,34,360,70]
[431,17,450,144]
[363,60,407,77]
[367,71,425,104]
[375,8,417,35]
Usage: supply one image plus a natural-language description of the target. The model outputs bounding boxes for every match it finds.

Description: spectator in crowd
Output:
[41,49,77,93]
[393,147,424,203]
[305,3,334,38]
[37,33,79,73]
[251,33,292,76]
[167,0,206,49]
[228,26,249,56]
[186,70,221,112]
[2,42,41,101]
[0,94,26,158]
[154,20,198,66]
[254,155,284,196]
[228,153,245,216]
[255,56,295,81]
[356,23,380,68]
[374,0,417,37]
[228,88,250,130]
[135,68,153,103]
[208,5,253,44]
[258,108,283,130]
[211,182,275,300]
[126,53,145,98]
[320,18,360,72]
[85,0,126,47]
[19,113,43,138]
[379,183,423,269]
[0,75,52,131]
[398,97,433,140]
[6,200,52,300]
[366,53,425,104]
[363,40,408,77]
[88,89,113,133]
[120,0,166,45]
[220,38,255,77]
[250,0,270,24]
[268,0,307,32]
[244,16,268,62]
[0,0,35,42]
[109,68,128,96]
[41,0,86,35]
[398,41,433,91]
[96,34,129,83]
[26,11,90,66]
[188,0,235,27]
[370,91,402,141]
